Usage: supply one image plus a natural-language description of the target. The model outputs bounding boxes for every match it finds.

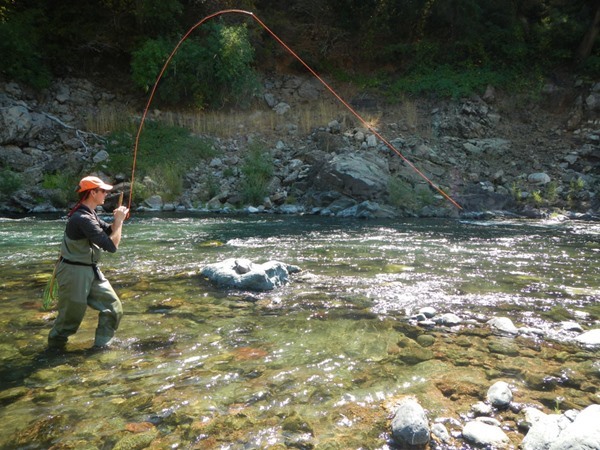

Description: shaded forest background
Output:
[1,0,599,107]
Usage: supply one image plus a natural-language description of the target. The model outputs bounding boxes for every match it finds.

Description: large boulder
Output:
[549,405,600,450]
[522,409,571,450]
[200,258,301,291]
[0,105,32,144]
[523,405,600,450]
[314,152,391,201]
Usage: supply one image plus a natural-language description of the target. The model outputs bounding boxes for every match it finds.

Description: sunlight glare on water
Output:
[0,214,598,449]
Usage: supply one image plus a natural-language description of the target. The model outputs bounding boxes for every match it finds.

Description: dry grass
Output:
[84,106,135,134]
[84,97,389,139]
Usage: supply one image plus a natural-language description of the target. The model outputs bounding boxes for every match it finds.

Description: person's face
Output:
[92,188,108,204]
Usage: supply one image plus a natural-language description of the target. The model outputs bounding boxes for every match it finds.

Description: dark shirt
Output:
[66,205,117,253]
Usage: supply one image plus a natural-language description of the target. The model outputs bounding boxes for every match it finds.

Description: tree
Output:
[577,0,600,61]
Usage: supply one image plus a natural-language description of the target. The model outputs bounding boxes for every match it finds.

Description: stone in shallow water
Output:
[574,329,600,347]
[521,411,569,450]
[437,313,462,326]
[419,306,437,318]
[200,258,301,291]
[548,404,600,450]
[487,381,513,408]
[391,397,430,446]
[471,401,493,417]
[462,420,510,448]
[487,316,519,334]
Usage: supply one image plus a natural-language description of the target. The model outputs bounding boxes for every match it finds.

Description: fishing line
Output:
[129,9,462,211]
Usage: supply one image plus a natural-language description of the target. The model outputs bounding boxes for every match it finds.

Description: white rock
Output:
[462,421,510,448]
[437,313,462,326]
[560,321,584,332]
[522,412,570,450]
[471,401,493,416]
[431,423,450,443]
[487,317,518,334]
[574,329,600,347]
[487,381,513,408]
[200,258,301,291]
[549,405,600,450]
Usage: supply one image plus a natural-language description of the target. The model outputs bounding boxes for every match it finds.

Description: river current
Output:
[0,214,598,449]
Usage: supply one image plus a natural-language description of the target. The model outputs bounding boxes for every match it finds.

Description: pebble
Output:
[471,401,493,416]
[418,306,437,318]
[431,422,451,443]
[462,420,510,448]
[487,316,519,334]
[437,313,462,326]
[487,381,513,408]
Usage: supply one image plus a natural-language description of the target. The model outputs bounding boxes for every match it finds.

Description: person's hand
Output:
[113,205,129,223]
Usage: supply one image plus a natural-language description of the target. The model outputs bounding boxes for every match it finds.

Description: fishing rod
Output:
[128,9,462,211]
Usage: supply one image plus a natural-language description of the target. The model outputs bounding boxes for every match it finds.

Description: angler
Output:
[47,176,129,350]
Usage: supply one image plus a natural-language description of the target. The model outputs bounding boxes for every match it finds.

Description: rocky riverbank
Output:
[0,76,599,219]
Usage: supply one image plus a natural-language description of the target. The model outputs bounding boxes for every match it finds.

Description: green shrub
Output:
[240,141,274,205]
[387,65,516,99]
[0,168,23,198]
[105,121,217,202]
[544,181,558,203]
[131,22,259,109]
[42,172,76,191]
[145,164,183,202]
[106,122,216,173]
[531,190,543,206]
[388,178,417,209]
[42,172,79,207]
[567,177,586,209]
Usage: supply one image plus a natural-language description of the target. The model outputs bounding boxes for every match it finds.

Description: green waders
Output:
[48,261,123,347]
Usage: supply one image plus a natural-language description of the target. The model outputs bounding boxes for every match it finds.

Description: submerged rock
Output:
[522,405,600,450]
[574,329,600,347]
[487,381,513,408]
[521,410,571,450]
[390,397,430,446]
[462,420,510,448]
[200,258,301,291]
[549,405,600,450]
[487,316,519,334]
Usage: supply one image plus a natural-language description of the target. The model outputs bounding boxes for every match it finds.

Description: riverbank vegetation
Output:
[1,1,598,104]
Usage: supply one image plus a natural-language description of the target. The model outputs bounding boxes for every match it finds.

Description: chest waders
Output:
[48,233,123,348]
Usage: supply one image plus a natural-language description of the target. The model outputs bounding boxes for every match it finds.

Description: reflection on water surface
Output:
[0,214,598,449]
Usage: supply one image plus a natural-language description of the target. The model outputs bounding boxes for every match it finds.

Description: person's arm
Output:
[109,206,129,249]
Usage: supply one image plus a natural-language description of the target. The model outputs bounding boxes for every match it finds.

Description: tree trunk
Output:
[577,0,600,61]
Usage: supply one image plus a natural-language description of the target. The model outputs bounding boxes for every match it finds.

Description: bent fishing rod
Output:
[127,9,462,212]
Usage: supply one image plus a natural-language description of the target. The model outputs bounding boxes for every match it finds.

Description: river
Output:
[0,214,598,449]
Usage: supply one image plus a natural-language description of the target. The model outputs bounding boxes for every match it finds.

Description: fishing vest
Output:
[60,233,103,266]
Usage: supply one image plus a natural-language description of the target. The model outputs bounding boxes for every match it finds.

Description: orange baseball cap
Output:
[77,176,114,193]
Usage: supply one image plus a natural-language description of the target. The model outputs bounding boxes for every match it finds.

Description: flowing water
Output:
[0,214,598,449]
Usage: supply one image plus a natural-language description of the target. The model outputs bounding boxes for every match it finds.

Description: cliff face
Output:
[0,76,599,218]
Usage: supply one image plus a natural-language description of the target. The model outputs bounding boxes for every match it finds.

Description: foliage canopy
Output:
[0,0,598,100]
